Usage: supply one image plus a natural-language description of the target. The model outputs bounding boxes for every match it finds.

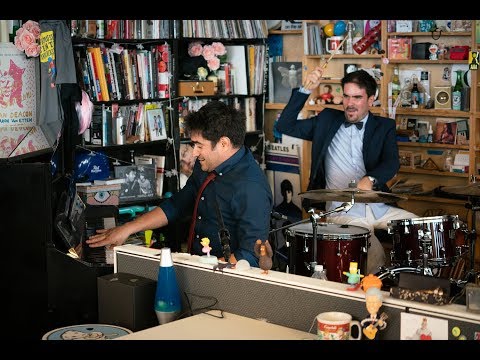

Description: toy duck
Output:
[254,239,273,274]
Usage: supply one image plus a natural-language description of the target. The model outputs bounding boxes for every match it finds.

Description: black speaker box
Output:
[98,272,158,331]
[412,42,432,59]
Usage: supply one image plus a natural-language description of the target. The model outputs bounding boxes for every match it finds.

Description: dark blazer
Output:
[276,89,399,209]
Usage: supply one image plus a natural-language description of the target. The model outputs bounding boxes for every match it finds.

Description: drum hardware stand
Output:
[463,198,479,282]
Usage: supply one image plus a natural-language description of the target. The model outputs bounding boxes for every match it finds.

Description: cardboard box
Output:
[178,81,215,97]
[76,183,121,206]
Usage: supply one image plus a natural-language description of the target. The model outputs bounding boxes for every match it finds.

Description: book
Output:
[271,61,302,104]
[142,154,166,196]
[179,143,195,189]
[93,178,125,185]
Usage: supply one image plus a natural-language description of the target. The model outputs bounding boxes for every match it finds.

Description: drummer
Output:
[276,68,418,274]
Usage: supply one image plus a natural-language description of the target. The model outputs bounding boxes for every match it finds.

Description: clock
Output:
[434,86,451,109]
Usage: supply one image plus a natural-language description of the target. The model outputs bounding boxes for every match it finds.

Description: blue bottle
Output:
[154,247,181,324]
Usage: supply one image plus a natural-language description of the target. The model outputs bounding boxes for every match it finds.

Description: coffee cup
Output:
[316,311,361,340]
[326,36,344,54]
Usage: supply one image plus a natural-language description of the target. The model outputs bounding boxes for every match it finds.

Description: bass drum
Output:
[286,223,370,283]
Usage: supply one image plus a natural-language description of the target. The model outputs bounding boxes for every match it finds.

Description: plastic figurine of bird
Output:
[254,239,273,274]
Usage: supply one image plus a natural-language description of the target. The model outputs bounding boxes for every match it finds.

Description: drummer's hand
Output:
[86,225,131,248]
[357,176,374,191]
[303,66,323,91]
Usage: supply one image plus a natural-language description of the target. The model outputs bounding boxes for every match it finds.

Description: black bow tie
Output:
[344,121,363,130]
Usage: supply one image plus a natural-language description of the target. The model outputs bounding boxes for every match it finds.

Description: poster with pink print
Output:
[0,43,45,158]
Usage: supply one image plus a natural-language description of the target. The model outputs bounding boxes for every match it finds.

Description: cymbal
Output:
[299,188,407,203]
[441,183,480,197]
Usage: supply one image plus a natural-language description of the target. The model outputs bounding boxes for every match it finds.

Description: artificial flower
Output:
[14,20,41,58]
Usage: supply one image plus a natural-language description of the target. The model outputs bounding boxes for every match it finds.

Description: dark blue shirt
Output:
[160,146,273,266]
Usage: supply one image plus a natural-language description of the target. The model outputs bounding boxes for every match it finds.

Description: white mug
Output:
[326,36,344,54]
[316,311,362,340]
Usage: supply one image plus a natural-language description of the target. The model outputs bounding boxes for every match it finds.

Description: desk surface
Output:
[117,311,318,340]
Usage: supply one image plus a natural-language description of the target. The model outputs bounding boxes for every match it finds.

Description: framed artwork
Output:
[146,107,167,141]
[114,164,156,203]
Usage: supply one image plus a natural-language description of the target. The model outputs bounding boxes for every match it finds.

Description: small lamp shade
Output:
[154,247,182,324]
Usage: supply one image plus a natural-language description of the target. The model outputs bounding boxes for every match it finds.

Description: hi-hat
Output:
[441,183,480,197]
[299,188,407,203]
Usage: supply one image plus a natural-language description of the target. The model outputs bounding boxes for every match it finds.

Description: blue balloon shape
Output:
[334,21,346,36]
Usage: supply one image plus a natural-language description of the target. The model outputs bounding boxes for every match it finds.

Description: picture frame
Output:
[146,107,167,141]
[416,120,430,140]
[114,164,156,203]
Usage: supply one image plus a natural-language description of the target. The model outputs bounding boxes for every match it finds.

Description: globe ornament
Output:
[334,20,346,36]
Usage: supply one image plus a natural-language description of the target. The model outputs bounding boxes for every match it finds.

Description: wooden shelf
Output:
[399,166,468,177]
[394,108,470,117]
[388,59,469,64]
[306,54,383,59]
[269,30,302,35]
[398,142,469,150]
[304,104,382,114]
[387,31,471,37]
[265,103,286,110]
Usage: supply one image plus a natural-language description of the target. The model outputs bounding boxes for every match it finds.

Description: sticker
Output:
[451,327,461,337]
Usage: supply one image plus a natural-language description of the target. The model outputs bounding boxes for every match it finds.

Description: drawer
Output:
[178,81,215,97]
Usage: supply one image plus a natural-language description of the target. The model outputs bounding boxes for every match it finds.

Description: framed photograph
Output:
[146,107,167,141]
[416,120,430,140]
[434,119,457,144]
[271,61,302,104]
[400,313,448,340]
[114,164,156,203]
[456,119,469,145]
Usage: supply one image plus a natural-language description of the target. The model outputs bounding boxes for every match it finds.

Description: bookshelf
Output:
[178,20,269,165]
[71,19,179,198]
[266,19,478,267]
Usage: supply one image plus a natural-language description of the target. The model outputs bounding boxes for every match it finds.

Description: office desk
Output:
[117,311,317,340]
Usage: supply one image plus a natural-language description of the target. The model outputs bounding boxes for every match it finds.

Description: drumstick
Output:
[303,35,349,90]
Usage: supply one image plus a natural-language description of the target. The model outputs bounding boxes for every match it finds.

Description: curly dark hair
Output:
[184,100,246,148]
[341,70,377,98]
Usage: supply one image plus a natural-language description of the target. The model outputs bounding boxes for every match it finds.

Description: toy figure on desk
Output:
[361,287,388,340]
[254,239,273,274]
[199,237,218,265]
[343,262,364,290]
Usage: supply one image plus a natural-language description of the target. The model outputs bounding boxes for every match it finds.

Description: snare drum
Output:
[388,215,462,267]
[285,223,370,283]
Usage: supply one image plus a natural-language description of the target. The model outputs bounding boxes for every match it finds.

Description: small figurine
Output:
[254,239,273,274]
[199,237,218,265]
[343,262,364,290]
[361,287,388,340]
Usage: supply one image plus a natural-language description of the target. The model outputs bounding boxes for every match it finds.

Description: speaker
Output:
[98,272,158,331]
[434,86,451,109]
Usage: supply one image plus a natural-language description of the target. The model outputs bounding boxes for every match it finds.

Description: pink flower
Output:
[188,42,203,57]
[188,41,227,75]
[14,20,41,58]
[202,45,216,61]
[211,42,226,56]
[207,57,220,71]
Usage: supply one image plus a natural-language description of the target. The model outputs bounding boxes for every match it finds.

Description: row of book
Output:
[72,20,172,40]
[74,43,171,103]
[182,20,268,40]
[83,102,169,147]
[178,97,258,139]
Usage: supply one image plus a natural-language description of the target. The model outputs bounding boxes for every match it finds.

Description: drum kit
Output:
[270,183,479,289]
